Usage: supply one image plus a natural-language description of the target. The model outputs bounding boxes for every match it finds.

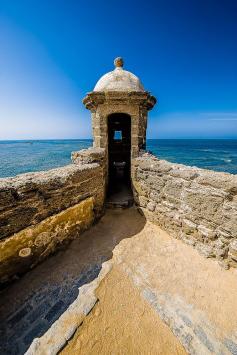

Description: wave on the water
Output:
[0,139,236,177]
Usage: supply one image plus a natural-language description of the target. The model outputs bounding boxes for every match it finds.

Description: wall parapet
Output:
[71,147,105,166]
[132,152,237,269]
[0,148,106,284]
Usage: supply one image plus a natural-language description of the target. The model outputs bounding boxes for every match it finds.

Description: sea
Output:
[0,139,236,178]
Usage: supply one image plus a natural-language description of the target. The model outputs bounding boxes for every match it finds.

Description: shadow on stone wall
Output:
[0,207,145,355]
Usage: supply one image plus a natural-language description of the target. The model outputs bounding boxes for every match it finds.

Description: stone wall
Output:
[83,91,156,158]
[0,148,106,284]
[132,152,237,269]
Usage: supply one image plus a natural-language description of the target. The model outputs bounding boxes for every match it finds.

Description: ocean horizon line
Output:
[0,138,237,142]
[0,138,237,177]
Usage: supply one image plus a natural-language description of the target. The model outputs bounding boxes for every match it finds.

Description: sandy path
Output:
[0,208,145,354]
[62,265,186,355]
[2,207,237,354]
[61,210,237,355]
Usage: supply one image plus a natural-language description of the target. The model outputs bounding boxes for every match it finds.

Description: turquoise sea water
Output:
[0,139,237,178]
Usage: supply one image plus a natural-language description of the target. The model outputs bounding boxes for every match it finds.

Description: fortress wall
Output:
[0,148,106,284]
[132,152,237,269]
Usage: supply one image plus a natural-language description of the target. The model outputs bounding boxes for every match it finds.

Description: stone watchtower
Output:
[83,57,156,192]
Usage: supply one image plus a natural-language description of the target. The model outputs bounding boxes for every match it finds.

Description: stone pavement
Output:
[34,212,237,355]
[2,207,237,355]
[61,265,186,355]
[0,265,101,354]
[0,208,145,354]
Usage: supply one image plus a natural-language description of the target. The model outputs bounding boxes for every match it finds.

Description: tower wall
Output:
[83,91,156,180]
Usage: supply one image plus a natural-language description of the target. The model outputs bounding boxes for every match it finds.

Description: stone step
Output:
[106,197,134,209]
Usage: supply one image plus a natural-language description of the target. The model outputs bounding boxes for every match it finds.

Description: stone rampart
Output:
[0,148,106,284]
[132,152,237,269]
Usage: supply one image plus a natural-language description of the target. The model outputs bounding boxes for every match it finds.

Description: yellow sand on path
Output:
[62,265,186,355]
[61,208,237,355]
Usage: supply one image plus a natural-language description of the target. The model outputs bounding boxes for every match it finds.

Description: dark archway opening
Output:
[107,113,133,206]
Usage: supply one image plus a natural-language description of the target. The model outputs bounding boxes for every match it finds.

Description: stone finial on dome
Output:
[114,57,124,68]
[93,57,145,92]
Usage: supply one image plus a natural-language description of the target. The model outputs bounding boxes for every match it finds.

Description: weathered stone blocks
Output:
[0,163,104,240]
[0,198,94,283]
[0,148,106,284]
[132,152,237,268]
[71,147,105,166]
[228,240,237,262]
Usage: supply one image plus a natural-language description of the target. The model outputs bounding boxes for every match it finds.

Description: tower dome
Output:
[93,57,144,92]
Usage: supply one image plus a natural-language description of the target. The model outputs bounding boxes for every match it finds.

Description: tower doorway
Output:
[107,113,133,206]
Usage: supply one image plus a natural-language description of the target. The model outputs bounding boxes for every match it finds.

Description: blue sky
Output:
[0,0,237,139]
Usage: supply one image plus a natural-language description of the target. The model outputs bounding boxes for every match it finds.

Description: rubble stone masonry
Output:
[1,144,237,287]
[132,152,237,269]
[0,148,106,284]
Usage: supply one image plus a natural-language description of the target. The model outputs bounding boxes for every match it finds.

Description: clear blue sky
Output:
[0,0,237,139]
